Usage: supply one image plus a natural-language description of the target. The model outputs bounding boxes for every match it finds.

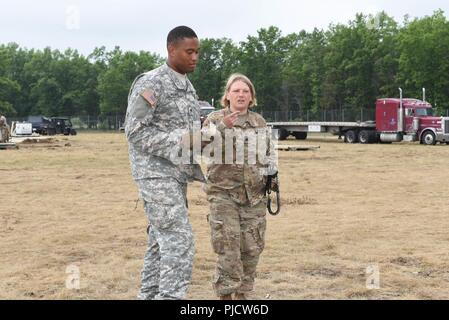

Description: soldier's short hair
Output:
[167,26,198,45]
[220,73,257,108]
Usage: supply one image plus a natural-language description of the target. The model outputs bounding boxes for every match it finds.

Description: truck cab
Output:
[375,98,449,145]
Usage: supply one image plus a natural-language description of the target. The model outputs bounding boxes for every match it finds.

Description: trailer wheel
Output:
[278,128,289,141]
[344,130,358,144]
[293,132,307,140]
[421,131,436,145]
[271,128,289,140]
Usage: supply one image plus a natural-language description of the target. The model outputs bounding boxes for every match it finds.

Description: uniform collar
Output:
[164,62,195,93]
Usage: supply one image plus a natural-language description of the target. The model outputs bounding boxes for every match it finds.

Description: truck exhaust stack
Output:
[398,88,404,132]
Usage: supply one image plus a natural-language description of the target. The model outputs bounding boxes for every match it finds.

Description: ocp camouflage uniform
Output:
[201,108,277,297]
[125,63,204,300]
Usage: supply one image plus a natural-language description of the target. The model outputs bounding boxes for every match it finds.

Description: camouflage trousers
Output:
[207,191,267,296]
[0,126,9,143]
[136,177,194,300]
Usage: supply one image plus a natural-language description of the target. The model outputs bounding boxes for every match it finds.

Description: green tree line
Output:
[1,10,448,118]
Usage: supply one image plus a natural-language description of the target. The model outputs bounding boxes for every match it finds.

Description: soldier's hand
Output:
[222,111,240,128]
[268,171,279,192]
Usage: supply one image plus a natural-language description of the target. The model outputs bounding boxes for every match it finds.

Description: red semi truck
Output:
[269,89,449,145]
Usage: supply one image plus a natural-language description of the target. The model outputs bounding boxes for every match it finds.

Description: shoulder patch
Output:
[140,89,157,108]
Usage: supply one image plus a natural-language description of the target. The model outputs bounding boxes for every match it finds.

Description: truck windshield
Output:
[201,108,214,117]
[415,108,433,116]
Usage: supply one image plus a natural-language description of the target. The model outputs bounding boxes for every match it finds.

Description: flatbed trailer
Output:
[0,142,17,150]
[268,121,376,141]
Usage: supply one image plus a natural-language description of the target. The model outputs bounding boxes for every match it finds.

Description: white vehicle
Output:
[199,101,215,125]
[13,122,33,136]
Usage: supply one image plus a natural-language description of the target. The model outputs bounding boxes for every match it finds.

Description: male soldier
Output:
[125,26,204,300]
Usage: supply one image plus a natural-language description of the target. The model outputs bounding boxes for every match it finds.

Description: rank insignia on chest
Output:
[140,89,157,108]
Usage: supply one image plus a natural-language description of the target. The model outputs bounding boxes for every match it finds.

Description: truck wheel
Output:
[421,131,436,145]
[358,130,372,144]
[293,132,307,140]
[344,130,358,144]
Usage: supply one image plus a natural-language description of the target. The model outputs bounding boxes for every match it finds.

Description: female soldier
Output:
[202,74,277,300]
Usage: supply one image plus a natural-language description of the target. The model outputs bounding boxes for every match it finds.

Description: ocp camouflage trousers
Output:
[136,177,194,300]
[207,192,267,296]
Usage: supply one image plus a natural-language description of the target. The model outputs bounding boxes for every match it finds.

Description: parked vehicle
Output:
[27,115,56,135]
[269,89,449,145]
[27,116,77,135]
[51,117,77,135]
[199,101,215,125]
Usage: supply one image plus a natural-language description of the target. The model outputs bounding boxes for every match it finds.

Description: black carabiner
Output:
[267,190,280,215]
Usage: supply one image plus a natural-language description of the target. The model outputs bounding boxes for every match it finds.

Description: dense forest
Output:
[1,10,448,121]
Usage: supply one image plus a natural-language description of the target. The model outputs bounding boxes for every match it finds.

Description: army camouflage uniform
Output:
[202,108,277,297]
[125,63,204,300]
[0,116,10,143]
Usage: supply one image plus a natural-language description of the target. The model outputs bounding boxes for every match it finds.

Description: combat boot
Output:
[234,293,247,300]
[219,294,233,300]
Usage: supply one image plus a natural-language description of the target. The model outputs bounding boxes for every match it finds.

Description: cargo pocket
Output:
[242,219,266,256]
[209,218,225,254]
[144,201,176,230]
[255,219,266,252]
[212,273,222,295]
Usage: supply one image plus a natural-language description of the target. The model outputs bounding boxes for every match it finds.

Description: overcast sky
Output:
[1,0,448,57]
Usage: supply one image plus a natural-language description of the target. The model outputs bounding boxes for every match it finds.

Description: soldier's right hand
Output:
[222,111,240,128]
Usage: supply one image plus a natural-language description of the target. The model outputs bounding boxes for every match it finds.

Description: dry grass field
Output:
[1,132,449,300]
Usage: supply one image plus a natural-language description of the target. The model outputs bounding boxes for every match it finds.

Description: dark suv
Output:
[27,115,56,135]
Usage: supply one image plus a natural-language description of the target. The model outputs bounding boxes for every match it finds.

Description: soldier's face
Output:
[226,80,252,112]
[168,37,200,74]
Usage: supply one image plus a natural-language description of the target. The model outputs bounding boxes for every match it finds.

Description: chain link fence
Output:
[69,115,126,130]
[7,108,449,130]
[258,108,449,122]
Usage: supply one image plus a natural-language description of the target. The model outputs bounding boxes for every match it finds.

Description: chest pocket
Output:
[187,94,201,127]
[155,90,187,128]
